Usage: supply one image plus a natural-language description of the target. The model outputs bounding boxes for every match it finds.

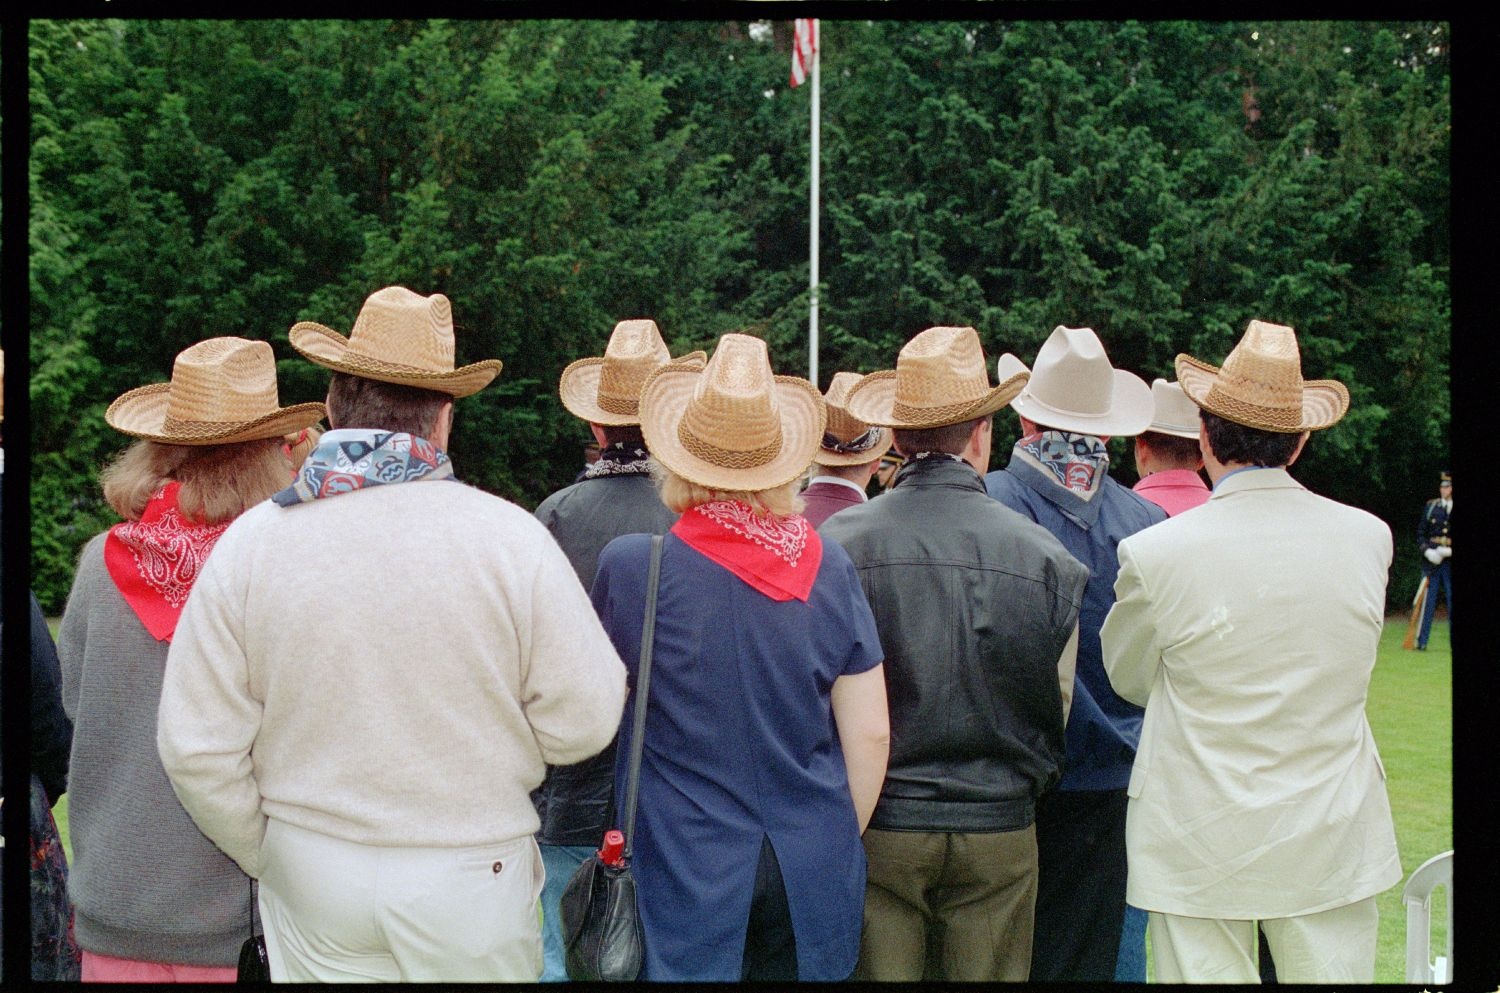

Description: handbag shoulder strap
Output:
[620,534,663,859]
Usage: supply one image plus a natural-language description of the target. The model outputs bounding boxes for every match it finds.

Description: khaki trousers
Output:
[1149,896,1379,983]
[855,825,1038,982]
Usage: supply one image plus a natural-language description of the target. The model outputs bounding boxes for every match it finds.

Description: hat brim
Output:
[557,351,708,425]
[1176,354,1349,432]
[843,369,1028,430]
[999,354,1156,436]
[639,367,825,492]
[289,322,501,398]
[105,383,326,446]
[813,425,895,467]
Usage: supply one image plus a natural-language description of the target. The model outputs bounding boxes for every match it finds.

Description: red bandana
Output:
[671,500,823,602]
[103,482,230,642]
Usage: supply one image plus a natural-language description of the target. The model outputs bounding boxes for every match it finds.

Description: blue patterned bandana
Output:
[1016,430,1109,496]
[273,429,454,506]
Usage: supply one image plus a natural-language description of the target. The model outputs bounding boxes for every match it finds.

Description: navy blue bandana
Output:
[273,429,454,506]
[583,443,652,479]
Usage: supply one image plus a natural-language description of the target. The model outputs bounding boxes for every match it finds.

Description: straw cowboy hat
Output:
[815,372,895,467]
[289,286,501,398]
[1176,319,1348,433]
[558,319,706,425]
[996,325,1153,437]
[843,326,1027,429]
[638,333,825,492]
[106,337,325,445]
[1146,379,1201,439]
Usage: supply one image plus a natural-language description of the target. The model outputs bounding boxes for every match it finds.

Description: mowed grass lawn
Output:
[46,615,1450,982]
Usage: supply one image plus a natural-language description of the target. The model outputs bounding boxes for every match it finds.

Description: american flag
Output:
[790,19,817,88]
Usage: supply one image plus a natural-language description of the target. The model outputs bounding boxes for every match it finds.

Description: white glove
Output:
[1437,545,1452,560]
[1424,547,1443,565]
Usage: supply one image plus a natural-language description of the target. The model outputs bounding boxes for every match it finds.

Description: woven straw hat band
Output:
[596,324,671,415]
[893,327,990,416]
[164,338,281,429]
[676,363,785,469]
[1202,383,1305,431]
[346,288,455,373]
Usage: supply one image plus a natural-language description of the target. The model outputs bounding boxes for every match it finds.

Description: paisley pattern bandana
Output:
[1017,429,1110,496]
[671,500,823,602]
[273,429,453,506]
[103,481,229,642]
[891,451,973,489]
[583,443,652,479]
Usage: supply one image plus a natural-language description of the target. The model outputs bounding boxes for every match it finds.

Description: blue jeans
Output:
[538,844,592,982]
[1114,904,1147,981]
[1418,561,1451,648]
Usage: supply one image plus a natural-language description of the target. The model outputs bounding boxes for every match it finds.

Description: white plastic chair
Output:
[1403,849,1452,983]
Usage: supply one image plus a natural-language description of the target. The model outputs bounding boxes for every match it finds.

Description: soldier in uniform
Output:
[1414,471,1452,650]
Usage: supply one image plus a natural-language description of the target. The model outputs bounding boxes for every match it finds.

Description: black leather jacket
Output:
[819,456,1087,832]
[532,467,677,845]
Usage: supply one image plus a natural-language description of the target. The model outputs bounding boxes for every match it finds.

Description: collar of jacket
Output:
[1001,445,1105,530]
[891,453,986,493]
[1209,465,1303,500]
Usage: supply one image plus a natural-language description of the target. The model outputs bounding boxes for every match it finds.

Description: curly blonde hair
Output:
[652,462,805,518]
[100,437,294,524]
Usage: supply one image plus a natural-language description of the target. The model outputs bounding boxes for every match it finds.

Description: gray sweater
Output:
[58,534,250,966]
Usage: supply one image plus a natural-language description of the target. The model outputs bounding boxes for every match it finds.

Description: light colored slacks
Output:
[1148,896,1379,983]
[257,818,544,983]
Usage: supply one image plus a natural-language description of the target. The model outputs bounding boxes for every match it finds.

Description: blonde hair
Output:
[653,462,805,518]
[100,437,294,524]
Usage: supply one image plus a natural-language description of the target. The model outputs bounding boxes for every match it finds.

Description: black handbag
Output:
[559,534,663,982]
[237,880,270,982]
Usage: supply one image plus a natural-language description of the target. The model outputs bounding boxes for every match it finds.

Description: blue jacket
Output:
[986,453,1167,791]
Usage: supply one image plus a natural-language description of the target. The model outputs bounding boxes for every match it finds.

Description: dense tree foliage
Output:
[29,19,1448,613]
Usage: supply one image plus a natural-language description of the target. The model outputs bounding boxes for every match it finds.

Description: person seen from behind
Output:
[57,337,324,982]
[589,332,890,981]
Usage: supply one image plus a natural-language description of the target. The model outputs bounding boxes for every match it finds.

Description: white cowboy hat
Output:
[1146,379,1201,439]
[997,325,1153,437]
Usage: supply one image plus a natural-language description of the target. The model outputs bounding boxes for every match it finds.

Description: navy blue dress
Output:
[591,530,882,981]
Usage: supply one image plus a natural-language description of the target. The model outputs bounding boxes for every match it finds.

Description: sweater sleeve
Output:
[1100,539,1161,708]
[157,539,267,877]
[517,531,628,767]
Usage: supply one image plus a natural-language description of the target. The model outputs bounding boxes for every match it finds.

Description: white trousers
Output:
[1149,897,1379,983]
[257,818,544,982]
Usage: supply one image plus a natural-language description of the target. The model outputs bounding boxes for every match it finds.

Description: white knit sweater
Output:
[158,480,627,877]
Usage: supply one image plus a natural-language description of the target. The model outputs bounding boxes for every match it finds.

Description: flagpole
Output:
[808,22,820,387]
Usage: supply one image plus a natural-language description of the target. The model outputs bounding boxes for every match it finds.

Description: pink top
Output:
[1133,468,1210,517]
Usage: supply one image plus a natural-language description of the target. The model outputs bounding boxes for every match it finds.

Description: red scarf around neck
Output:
[670,500,823,602]
[103,481,230,642]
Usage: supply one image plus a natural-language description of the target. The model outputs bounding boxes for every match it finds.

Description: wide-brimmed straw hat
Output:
[639,333,824,491]
[997,326,1153,437]
[1176,319,1348,433]
[558,319,706,425]
[1145,379,1201,439]
[289,286,501,398]
[815,372,895,467]
[106,337,325,446]
[844,326,1026,429]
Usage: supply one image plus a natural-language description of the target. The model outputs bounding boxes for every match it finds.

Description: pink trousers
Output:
[81,949,237,983]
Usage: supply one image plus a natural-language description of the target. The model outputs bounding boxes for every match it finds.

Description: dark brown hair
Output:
[326,372,449,437]
[1201,411,1303,467]
[1137,430,1202,467]
[892,415,988,457]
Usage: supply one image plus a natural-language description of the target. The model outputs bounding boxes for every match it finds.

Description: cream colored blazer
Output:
[1101,467,1402,919]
